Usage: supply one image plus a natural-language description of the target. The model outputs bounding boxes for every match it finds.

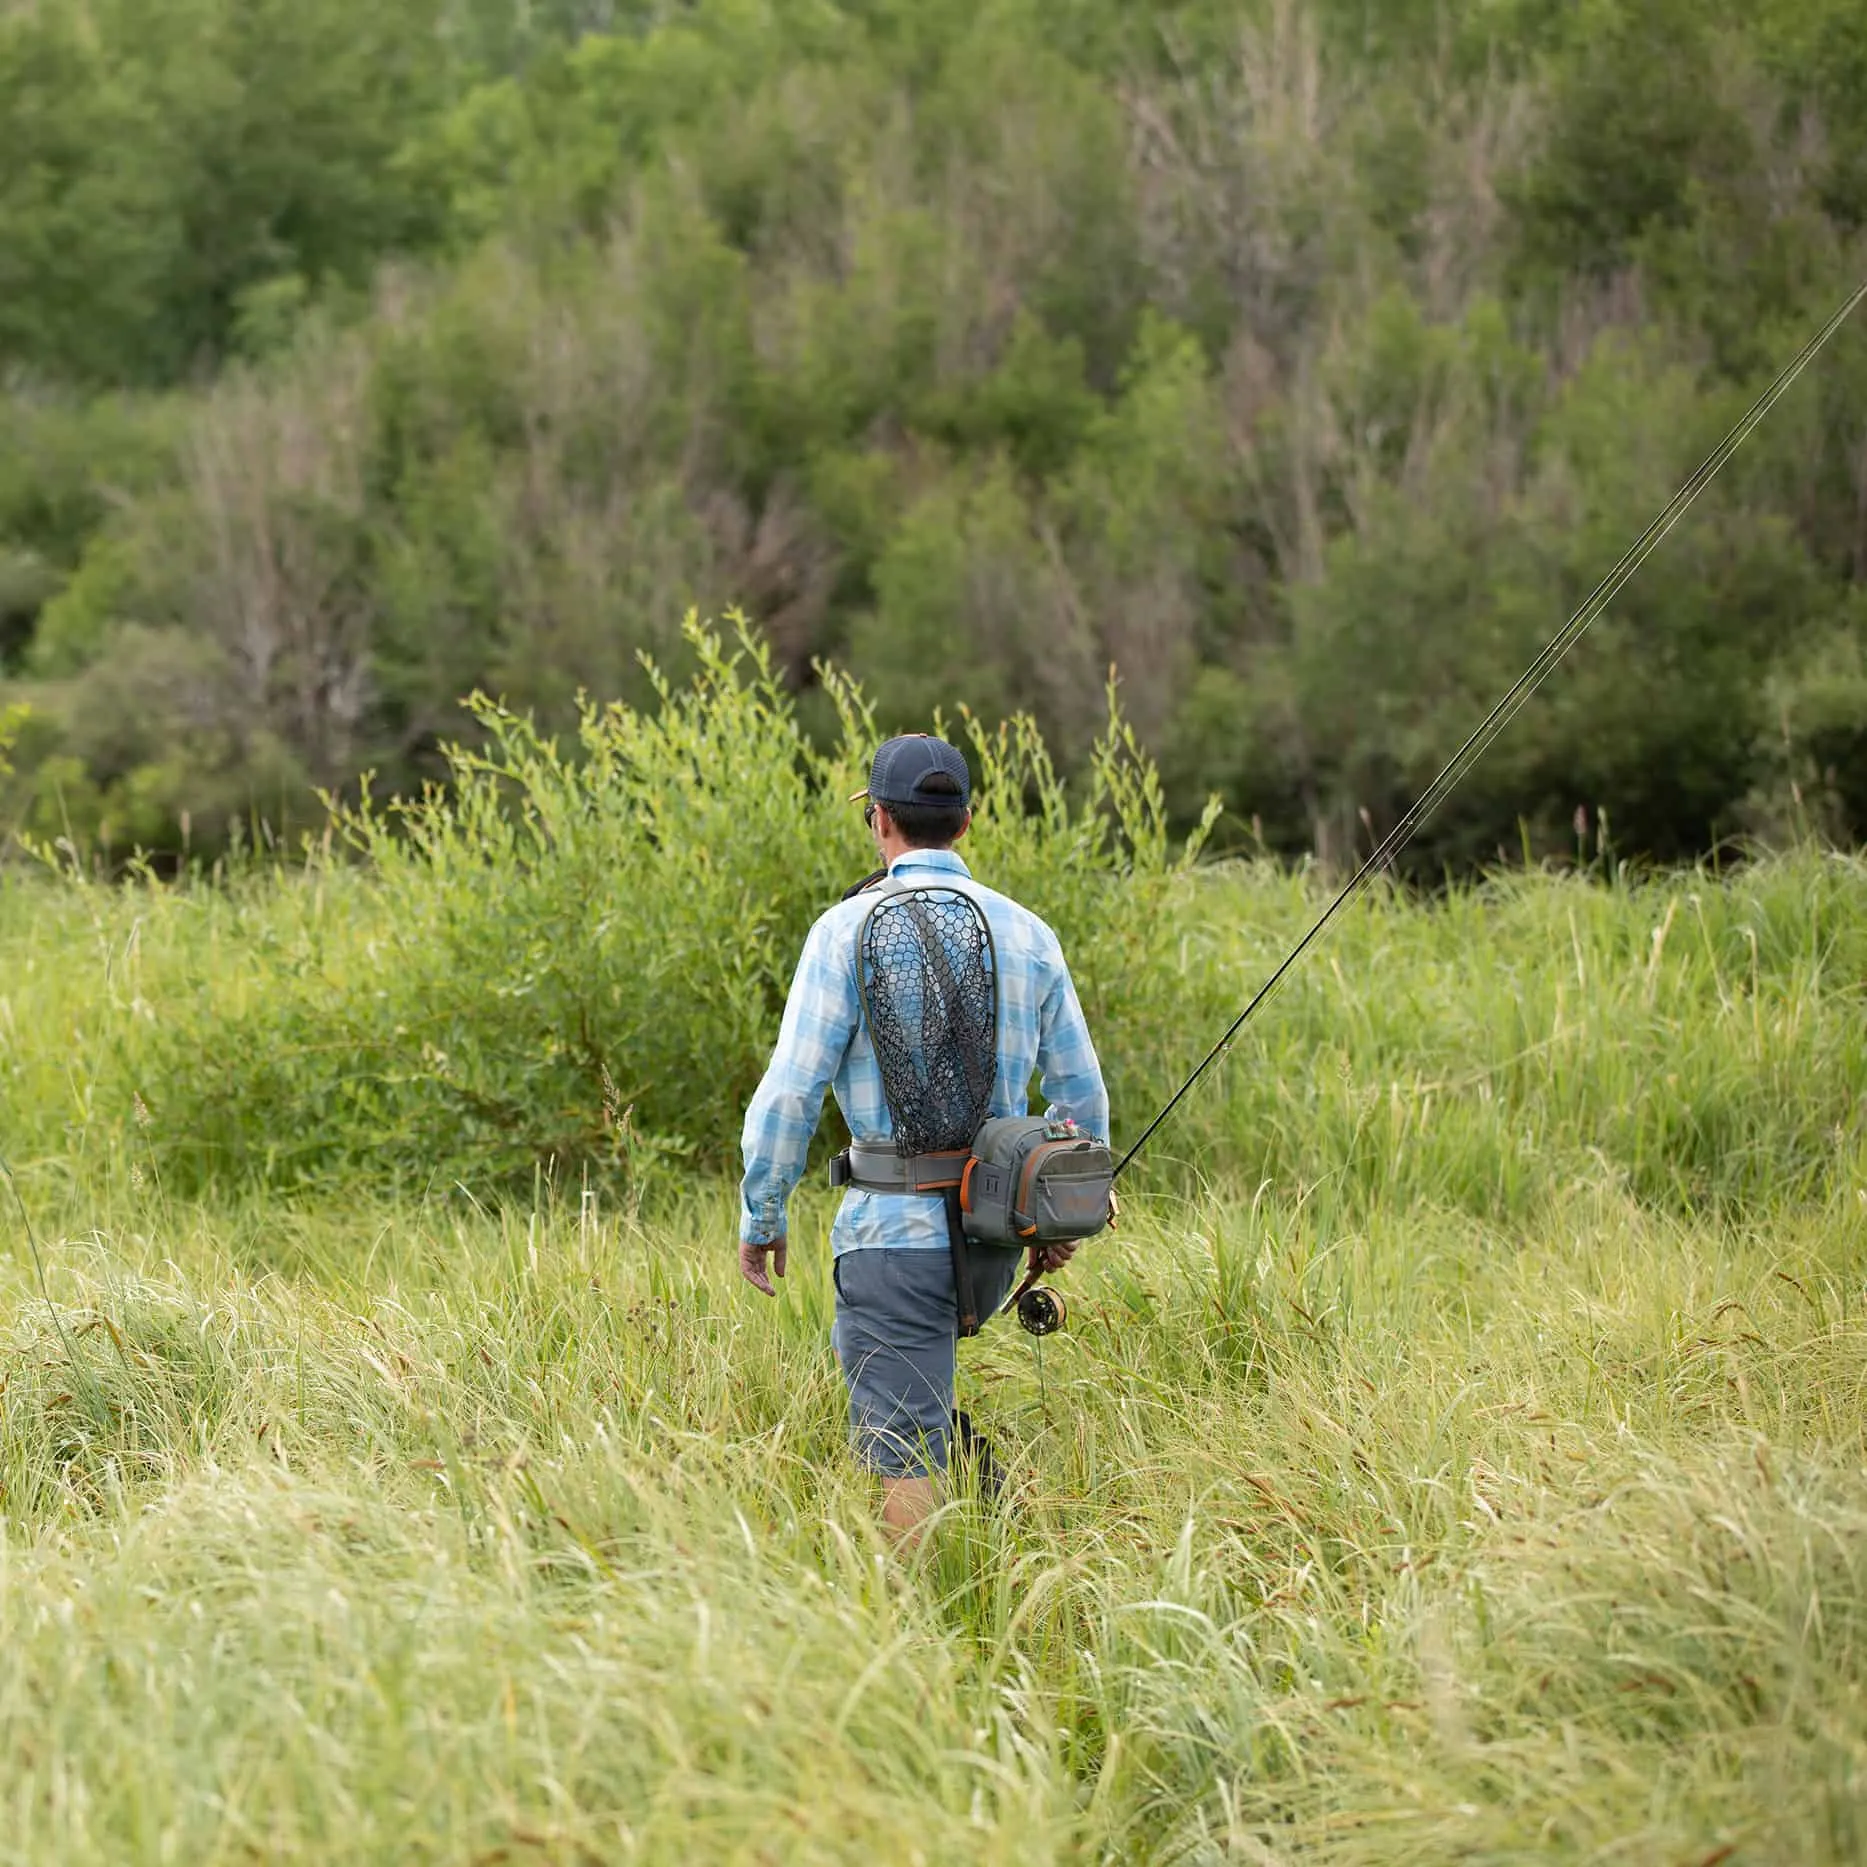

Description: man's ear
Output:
[953,808,973,843]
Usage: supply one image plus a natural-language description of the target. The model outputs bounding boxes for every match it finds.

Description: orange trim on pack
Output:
[959,1157,977,1213]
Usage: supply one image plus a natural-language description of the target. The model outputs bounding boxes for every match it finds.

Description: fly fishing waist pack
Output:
[826,876,1112,1330]
[833,1117,1114,1245]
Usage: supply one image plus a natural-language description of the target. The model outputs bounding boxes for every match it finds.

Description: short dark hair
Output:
[882,771,967,848]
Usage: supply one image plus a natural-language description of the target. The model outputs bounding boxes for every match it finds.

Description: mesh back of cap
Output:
[857,888,997,1156]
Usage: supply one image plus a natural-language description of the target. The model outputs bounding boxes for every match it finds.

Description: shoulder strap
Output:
[855,872,912,914]
[840,867,888,901]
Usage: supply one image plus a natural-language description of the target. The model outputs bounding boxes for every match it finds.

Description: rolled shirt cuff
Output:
[740,1204,786,1246]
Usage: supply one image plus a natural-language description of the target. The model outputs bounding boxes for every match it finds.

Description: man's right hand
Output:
[739,1235,788,1296]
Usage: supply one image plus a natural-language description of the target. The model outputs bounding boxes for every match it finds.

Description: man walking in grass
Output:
[738,733,1109,1543]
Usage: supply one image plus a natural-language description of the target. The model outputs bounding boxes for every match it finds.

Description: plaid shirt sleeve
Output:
[1035,937,1110,1144]
[739,911,859,1245]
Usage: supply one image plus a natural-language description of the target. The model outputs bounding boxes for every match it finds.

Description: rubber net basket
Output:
[857,887,998,1156]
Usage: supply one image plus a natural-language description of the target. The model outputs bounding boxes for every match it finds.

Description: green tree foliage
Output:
[0,0,465,385]
[4,0,1867,868]
[0,10,183,386]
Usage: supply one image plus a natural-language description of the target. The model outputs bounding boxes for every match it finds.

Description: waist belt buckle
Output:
[829,1149,852,1189]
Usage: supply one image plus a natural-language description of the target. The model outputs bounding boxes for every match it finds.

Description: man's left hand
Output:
[1030,1240,1079,1274]
[739,1236,788,1296]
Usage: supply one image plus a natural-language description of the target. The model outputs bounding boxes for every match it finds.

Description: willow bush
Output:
[95,618,1212,1197]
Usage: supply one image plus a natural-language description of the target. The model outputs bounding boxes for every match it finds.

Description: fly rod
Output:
[1112,277,1867,1184]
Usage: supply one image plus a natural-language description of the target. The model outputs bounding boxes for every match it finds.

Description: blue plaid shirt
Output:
[739,848,1109,1253]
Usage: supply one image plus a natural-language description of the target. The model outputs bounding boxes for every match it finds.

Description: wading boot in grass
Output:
[949,1409,1006,1505]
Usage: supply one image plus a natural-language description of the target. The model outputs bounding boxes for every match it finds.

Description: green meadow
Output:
[2,641,1864,1863]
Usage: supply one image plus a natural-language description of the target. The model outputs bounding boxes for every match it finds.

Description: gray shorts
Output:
[830,1244,1025,1478]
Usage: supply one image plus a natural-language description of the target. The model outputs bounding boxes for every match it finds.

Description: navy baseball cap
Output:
[849,733,972,810]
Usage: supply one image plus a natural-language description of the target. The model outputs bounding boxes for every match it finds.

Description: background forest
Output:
[4,0,1867,872]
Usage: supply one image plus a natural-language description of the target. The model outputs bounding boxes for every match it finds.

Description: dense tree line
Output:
[2,0,1866,871]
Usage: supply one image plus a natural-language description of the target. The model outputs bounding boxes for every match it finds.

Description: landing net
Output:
[857,888,998,1156]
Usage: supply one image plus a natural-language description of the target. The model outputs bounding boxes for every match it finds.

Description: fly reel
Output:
[1015,1284,1066,1337]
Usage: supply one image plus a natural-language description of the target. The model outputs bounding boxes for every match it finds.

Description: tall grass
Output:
[0,1176,1863,1861]
[1,633,1865,1859]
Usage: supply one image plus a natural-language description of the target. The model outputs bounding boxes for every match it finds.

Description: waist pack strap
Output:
[835,1144,971,1194]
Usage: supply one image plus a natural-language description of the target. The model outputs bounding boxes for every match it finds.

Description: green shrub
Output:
[116,618,1214,1197]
